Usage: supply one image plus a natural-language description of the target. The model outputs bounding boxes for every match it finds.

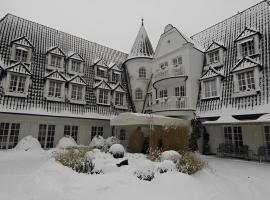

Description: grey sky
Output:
[0,0,261,54]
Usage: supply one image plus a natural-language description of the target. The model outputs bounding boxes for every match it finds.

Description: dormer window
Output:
[67,52,84,75]
[15,47,28,63]
[71,85,83,101]
[115,92,124,106]
[97,67,106,78]
[48,80,62,98]
[46,47,65,71]
[208,50,219,64]
[98,89,109,104]
[204,79,217,98]
[71,60,81,73]
[237,70,255,92]
[112,72,120,83]
[9,74,27,93]
[10,37,33,64]
[240,40,255,57]
[67,75,86,104]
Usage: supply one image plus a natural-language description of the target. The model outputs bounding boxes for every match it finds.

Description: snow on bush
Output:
[56,136,77,149]
[15,135,42,151]
[89,136,105,149]
[106,136,120,147]
[160,150,182,163]
[71,159,94,174]
[176,152,207,175]
[134,160,155,181]
[109,144,125,158]
[157,160,176,174]
[147,148,162,161]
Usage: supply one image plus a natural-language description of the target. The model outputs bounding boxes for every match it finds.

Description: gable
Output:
[231,57,261,73]
[155,28,187,58]
[67,52,84,61]
[45,70,66,81]
[235,27,260,42]
[11,36,33,48]
[94,80,111,90]
[95,58,108,68]
[205,41,225,52]
[109,64,122,71]
[68,75,86,85]
[200,67,224,80]
[112,83,125,93]
[46,46,65,56]
[6,63,31,75]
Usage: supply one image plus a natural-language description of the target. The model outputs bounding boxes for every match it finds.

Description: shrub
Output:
[71,159,94,174]
[134,160,155,181]
[109,144,125,158]
[89,136,105,149]
[162,126,189,152]
[15,135,42,151]
[176,152,206,175]
[189,119,203,151]
[147,148,162,161]
[54,149,94,174]
[128,126,144,153]
[56,136,77,149]
[160,150,182,163]
[157,160,176,174]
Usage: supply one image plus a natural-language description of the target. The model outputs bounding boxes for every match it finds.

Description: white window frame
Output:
[114,91,125,107]
[135,88,143,100]
[175,85,186,97]
[0,122,20,149]
[68,83,86,104]
[91,126,103,140]
[112,71,121,83]
[64,125,78,142]
[10,44,32,64]
[96,66,107,80]
[138,67,146,79]
[208,50,220,64]
[44,79,65,102]
[232,68,260,98]
[172,56,182,66]
[38,124,55,149]
[47,53,64,72]
[236,35,259,60]
[68,59,84,76]
[3,72,30,98]
[97,88,110,105]
[159,89,168,98]
[201,77,221,99]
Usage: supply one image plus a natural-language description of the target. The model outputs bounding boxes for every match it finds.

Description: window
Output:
[71,85,83,101]
[38,124,55,148]
[50,54,62,68]
[224,126,243,150]
[64,125,78,142]
[139,67,146,78]
[237,70,255,92]
[15,48,28,62]
[135,88,143,100]
[48,81,62,98]
[120,129,126,140]
[112,72,120,82]
[115,92,124,106]
[204,79,217,98]
[91,126,103,140]
[0,122,20,149]
[71,60,81,73]
[175,86,185,97]
[173,56,182,66]
[98,89,109,104]
[241,40,255,57]
[159,89,168,98]
[264,126,270,156]
[9,74,26,93]
[160,61,168,69]
[208,50,219,64]
[97,68,106,78]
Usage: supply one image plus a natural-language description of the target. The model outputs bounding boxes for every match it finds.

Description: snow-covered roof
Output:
[231,56,261,73]
[127,22,154,60]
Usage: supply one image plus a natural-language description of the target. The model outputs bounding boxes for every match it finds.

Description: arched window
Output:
[120,129,126,140]
[135,88,143,100]
[139,67,146,78]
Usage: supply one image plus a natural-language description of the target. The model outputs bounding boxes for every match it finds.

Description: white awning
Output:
[110,112,189,126]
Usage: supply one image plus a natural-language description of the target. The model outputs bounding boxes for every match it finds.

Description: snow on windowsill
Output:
[232,90,258,98]
[201,95,220,100]
[4,91,28,98]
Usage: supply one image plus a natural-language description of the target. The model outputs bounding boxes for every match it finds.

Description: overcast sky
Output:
[0,0,261,53]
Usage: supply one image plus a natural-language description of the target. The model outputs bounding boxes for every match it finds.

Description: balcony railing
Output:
[152,96,190,111]
[153,65,185,83]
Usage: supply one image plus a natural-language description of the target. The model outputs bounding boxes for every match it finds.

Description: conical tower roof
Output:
[127,19,154,60]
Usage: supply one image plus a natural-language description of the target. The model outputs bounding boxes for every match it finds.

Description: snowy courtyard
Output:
[0,149,270,200]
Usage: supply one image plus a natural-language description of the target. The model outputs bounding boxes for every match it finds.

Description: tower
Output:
[124,19,154,113]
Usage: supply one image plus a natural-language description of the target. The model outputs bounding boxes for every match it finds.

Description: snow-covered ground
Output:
[0,150,270,200]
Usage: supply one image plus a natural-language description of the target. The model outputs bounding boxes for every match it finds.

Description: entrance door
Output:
[264,126,270,160]
[38,124,55,149]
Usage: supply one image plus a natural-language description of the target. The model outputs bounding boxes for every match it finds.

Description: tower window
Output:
[135,88,143,100]
[139,67,146,78]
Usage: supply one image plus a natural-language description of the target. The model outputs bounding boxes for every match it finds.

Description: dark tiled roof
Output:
[191,1,270,114]
[0,14,131,118]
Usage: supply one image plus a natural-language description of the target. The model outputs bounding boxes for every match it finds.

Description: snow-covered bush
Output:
[56,136,77,149]
[134,160,155,181]
[106,136,120,147]
[147,148,162,161]
[157,160,176,174]
[15,135,42,151]
[160,150,182,163]
[109,144,125,158]
[89,136,105,149]
[176,152,206,175]
[71,159,94,174]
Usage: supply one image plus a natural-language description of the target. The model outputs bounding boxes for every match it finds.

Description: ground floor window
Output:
[0,122,20,149]
[38,124,55,148]
[91,126,103,140]
[64,125,78,142]
[120,129,126,140]
[224,126,243,148]
[264,126,270,156]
